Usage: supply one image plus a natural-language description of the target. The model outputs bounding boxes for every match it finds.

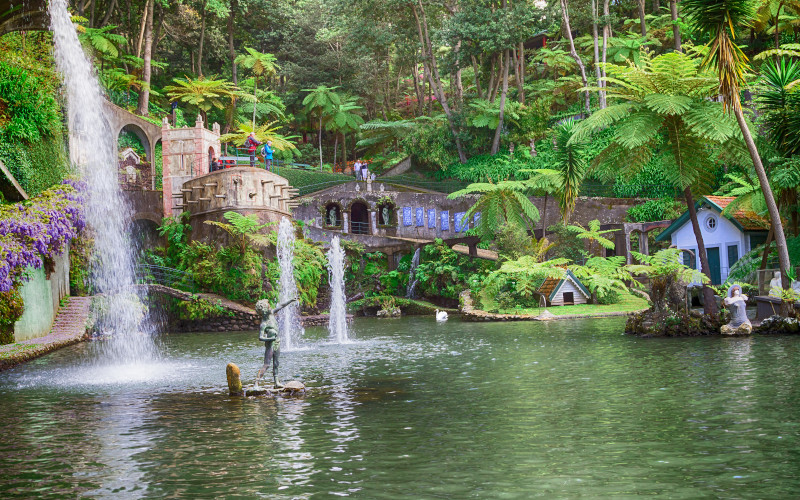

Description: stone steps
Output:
[0,296,92,371]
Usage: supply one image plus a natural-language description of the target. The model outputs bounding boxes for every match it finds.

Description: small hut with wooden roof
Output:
[538,270,591,306]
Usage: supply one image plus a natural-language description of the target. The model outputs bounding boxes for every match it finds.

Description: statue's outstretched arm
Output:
[273,298,298,313]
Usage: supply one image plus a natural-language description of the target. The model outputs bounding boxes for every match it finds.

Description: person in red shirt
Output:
[245,132,262,168]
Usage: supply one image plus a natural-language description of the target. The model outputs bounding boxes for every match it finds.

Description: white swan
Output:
[435,309,448,322]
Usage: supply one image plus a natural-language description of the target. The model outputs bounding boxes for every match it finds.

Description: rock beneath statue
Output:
[226,363,243,396]
[377,307,401,318]
[720,322,752,336]
[281,380,306,395]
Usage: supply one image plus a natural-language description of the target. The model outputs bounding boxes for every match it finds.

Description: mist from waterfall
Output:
[277,218,304,350]
[326,236,349,343]
[49,0,156,363]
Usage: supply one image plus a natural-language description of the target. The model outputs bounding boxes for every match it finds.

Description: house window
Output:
[682,250,695,269]
[727,244,739,269]
[705,215,717,232]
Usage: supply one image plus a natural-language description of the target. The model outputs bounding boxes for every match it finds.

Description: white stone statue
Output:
[769,271,783,297]
[721,284,752,335]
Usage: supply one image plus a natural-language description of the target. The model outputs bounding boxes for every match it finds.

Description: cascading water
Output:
[326,236,349,343]
[277,218,304,350]
[405,248,421,299]
[49,0,155,363]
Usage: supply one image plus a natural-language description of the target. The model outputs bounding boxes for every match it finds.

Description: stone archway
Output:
[350,201,370,235]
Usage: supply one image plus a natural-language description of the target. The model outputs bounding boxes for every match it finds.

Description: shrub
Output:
[626,198,682,223]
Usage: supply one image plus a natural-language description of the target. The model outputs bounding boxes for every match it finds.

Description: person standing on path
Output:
[354,159,362,180]
[245,132,262,168]
[263,140,274,171]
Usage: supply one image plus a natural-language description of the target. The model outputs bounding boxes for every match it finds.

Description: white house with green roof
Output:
[655,196,770,285]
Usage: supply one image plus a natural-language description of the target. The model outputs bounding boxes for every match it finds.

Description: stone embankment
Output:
[0,296,91,371]
[460,290,647,322]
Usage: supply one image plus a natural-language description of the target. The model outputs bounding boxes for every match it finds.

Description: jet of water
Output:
[327,236,349,343]
[277,218,304,350]
[49,0,156,363]
[405,247,421,299]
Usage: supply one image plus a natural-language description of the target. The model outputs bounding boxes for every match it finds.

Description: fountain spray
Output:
[277,218,304,350]
[327,236,349,343]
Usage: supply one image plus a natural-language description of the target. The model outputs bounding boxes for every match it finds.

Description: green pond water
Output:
[1,317,800,498]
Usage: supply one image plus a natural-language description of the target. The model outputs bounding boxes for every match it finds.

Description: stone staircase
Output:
[0,296,92,371]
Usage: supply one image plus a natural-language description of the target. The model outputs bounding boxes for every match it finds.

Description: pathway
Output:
[0,296,92,371]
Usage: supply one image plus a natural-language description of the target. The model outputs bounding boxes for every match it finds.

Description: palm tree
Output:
[572,51,743,317]
[566,219,619,256]
[682,0,793,291]
[447,177,540,241]
[552,119,587,223]
[234,48,279,129]
[219,121,299,155]
[165,75,243,124]
[302,86,341,168]
[522,168,561,235]
[325,96,364,167]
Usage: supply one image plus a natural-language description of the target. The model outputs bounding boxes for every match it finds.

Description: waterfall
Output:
[277,218,304,350]
[327,236,349,343]
[49,0,156,363]
[405,248,421,299]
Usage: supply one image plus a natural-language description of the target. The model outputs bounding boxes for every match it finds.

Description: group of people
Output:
[354,160,373,181]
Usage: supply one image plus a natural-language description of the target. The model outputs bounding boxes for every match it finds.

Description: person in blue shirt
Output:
[263,140,274,171]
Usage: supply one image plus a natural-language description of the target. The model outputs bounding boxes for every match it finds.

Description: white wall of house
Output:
[551,278,589,306]
[669,207,746,284]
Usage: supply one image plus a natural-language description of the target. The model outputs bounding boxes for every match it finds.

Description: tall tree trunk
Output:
[454,40,463,104]
[592,0,606,108]
[734,107,793,293]
[136,0,154,116]
[653,0,660,12]
[775,9,782,51]
[471,55,484,99]
[319,115,323,168]
[638,0,647,37]
[135,0,148,58]
[90,0,96,27]
[100,0,117,27]
[198,0,208,76]
[343,132,347,168]
[413,61,423,115]
[229,0,238,85]
[602,0,609,91]
[412,1,467,163]
[684,188,719,318]
[670,0,681,52]
[492,48,510,155]
[487,54,497,102]
[333,134,338,170]
[517,42,525,103]
[490,51,502,102]
[251,77,258,129]
[561,0,590,115]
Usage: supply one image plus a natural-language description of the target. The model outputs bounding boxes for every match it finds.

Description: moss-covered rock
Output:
[626,309,723,337]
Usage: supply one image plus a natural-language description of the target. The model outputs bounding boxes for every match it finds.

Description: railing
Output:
[350,221,370,235]
[135,264,197,293]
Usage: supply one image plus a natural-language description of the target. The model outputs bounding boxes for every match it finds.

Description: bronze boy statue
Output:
[254,298,297,388]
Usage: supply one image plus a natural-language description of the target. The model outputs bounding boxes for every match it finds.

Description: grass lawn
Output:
[479,291,649,317]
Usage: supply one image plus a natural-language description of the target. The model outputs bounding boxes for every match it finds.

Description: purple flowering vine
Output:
[0,180,86,292]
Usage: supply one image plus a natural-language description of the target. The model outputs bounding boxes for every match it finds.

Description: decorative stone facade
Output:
[161,115,222,218]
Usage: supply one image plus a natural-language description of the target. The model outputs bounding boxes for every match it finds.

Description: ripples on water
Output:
[1,317,800,498]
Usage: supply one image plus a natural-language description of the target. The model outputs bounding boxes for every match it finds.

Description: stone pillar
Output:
[624,231,632,264]
[370,211,377,234]
[387,251,396,271]
[161,117,173,218]
[366,175,372,192]
[613,231,627,262]
[638,231,649,255]
[342,212,349,234]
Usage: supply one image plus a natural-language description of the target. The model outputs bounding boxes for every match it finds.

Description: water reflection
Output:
[1,318,800,498]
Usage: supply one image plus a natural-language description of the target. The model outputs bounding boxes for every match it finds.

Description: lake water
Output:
[1,317,799,498]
